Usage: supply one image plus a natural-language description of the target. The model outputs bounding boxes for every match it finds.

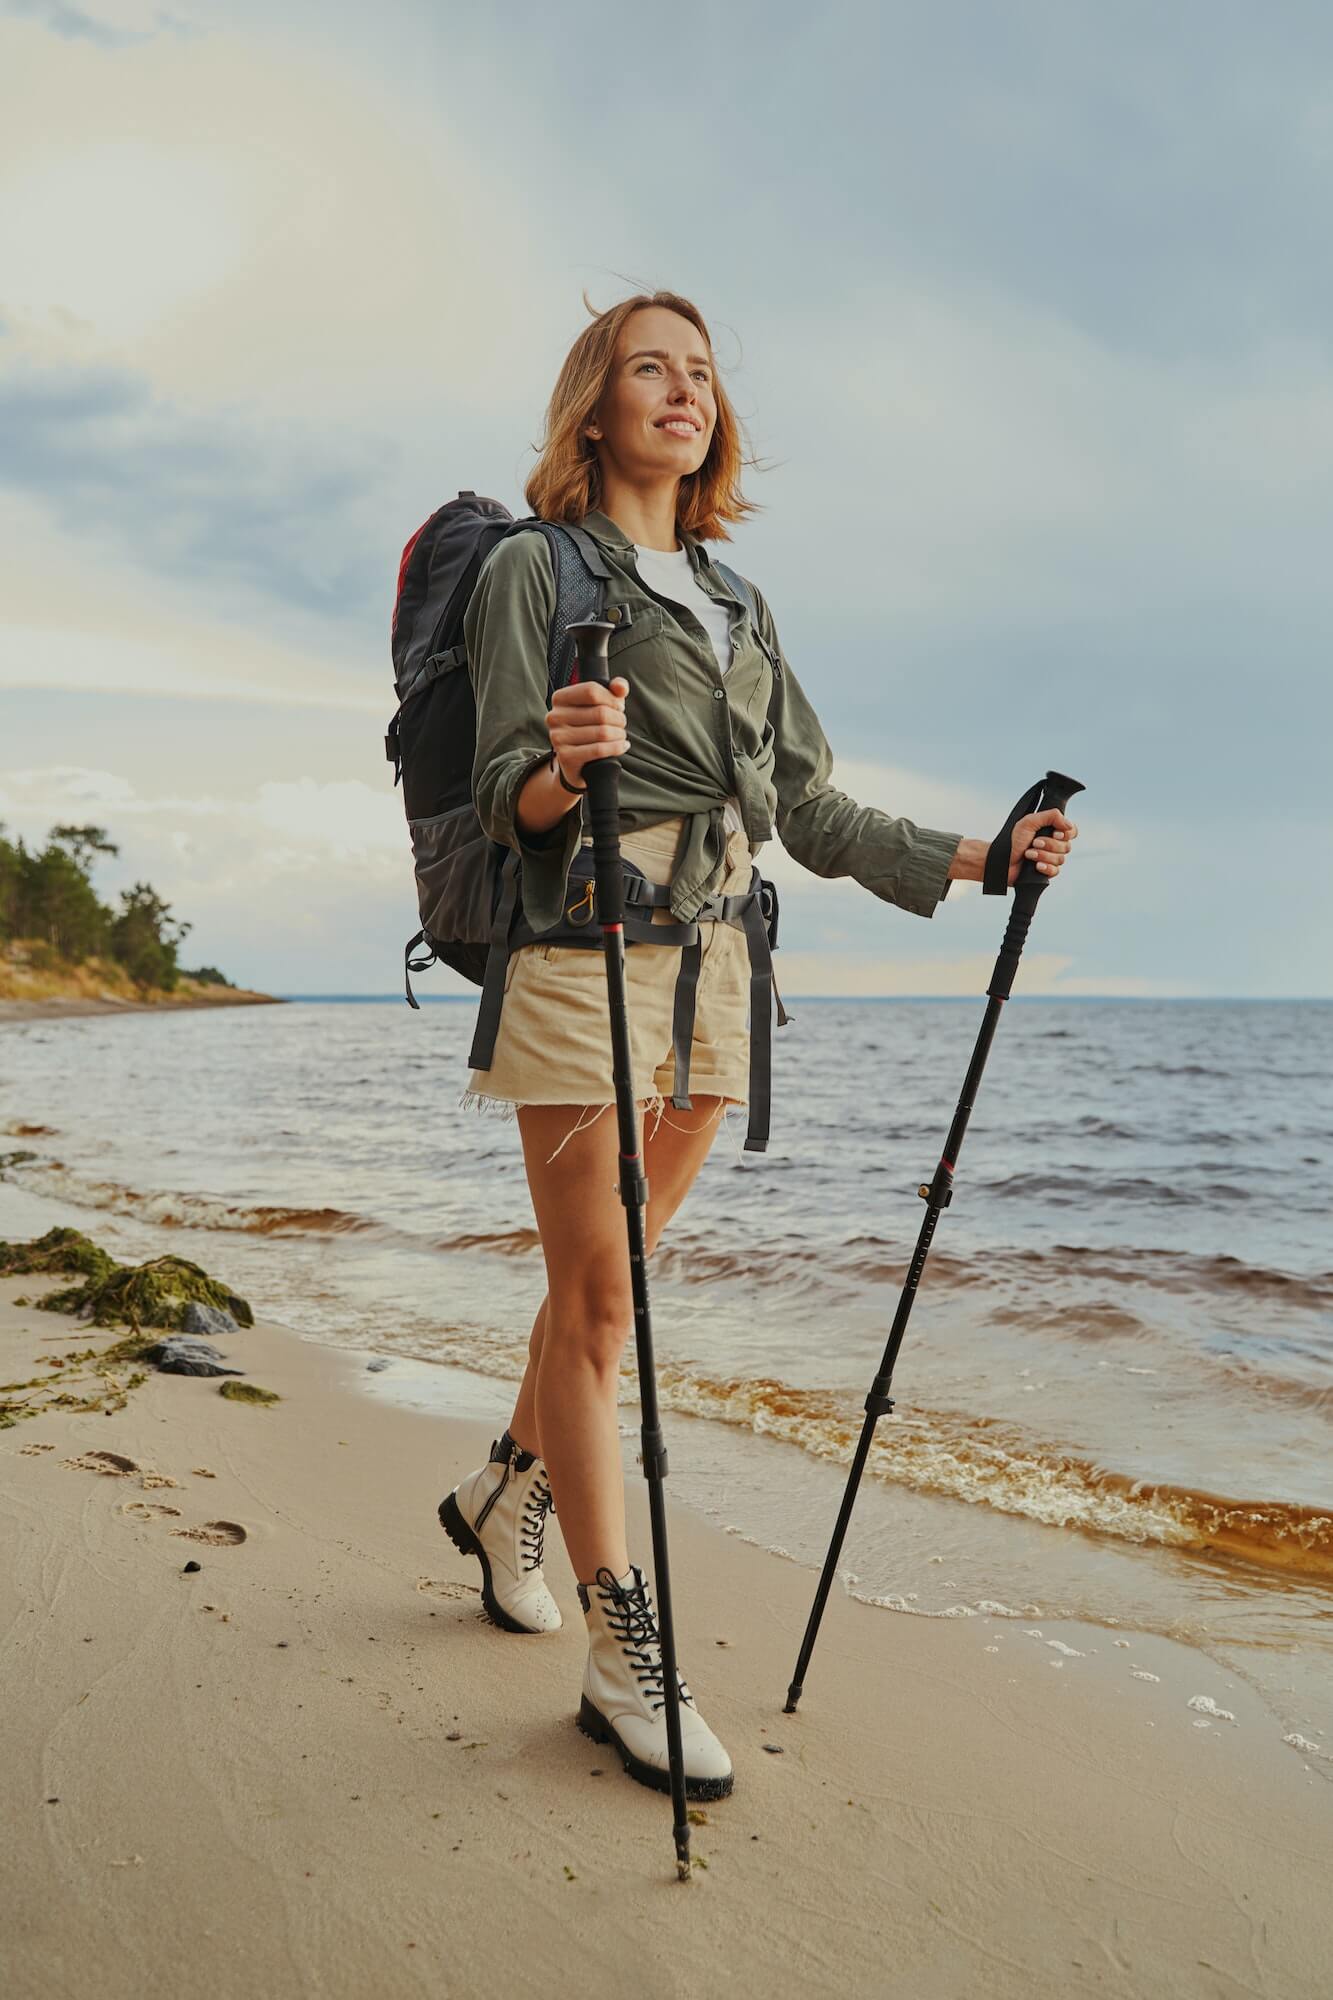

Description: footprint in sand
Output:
[416,1577,481,1601]
[20,1442,56,1455]
[171,1521,248,1547]
[62,1451,182,1491]
[62,1450,139,1477]
[122,1501,183,1522]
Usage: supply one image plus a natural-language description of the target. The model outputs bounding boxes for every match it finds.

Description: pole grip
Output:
[567,619,625,926]
[1009,769,1084,897]
[986,770,1085,1002]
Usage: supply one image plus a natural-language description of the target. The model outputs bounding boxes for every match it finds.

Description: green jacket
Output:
[463,508,962,936]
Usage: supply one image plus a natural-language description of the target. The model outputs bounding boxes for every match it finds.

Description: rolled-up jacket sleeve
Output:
[463,533,583,913]
[753,588,962,919]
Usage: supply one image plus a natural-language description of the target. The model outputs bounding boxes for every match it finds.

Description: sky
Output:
[1,0,1331,997]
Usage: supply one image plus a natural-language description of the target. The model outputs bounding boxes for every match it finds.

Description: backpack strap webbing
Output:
[545,521,613,585]
[467,850,524,1068]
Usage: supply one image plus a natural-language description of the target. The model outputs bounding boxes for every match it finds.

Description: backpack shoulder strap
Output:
[502,518,618,691]
[711,560,782,680]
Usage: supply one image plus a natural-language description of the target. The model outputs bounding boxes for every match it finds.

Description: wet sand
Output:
[2,1274,1330,2000]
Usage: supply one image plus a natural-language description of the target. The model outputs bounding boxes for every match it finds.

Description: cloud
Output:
[3,1,200,49]
[0,762,414,987]
[0,764,404,855]
[0,351,392,630]
[741,281,1333,638]
[0,19,578,416]
[0,494,384,706]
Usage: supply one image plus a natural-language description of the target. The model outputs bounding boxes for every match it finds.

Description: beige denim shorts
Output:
[463,815,755,1118]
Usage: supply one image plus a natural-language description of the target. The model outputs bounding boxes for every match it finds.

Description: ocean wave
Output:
[1214,1355,1333,1416]
[14,1136,1325,1578]
[433,1227,541,1257]
[1126,1063,1231,1079]
[0,1159,376,1239]
[11,1155,1328,1320]
[391,1318,1333,1579]
[984,1173,1252,1207]
[1043,1244,1333,1314]
[655,1370,1333,1580]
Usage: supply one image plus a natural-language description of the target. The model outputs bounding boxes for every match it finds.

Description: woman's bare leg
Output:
[511,1097,728,1582]
[506,1296,548,1458]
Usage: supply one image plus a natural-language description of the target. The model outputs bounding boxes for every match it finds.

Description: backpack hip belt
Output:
[461,848,790,1155]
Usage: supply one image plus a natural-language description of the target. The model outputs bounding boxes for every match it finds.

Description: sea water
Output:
[3,996,1329,1767]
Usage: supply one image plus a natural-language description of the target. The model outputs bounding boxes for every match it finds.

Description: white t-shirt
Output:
[632,542,744,836]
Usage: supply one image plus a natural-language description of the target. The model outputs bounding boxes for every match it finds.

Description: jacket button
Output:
[712,686,725,699]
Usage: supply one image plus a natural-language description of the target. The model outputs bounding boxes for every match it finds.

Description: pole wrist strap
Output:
[982,779,1046,896]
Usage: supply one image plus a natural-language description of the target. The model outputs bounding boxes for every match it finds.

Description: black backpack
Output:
[386,492,617,996]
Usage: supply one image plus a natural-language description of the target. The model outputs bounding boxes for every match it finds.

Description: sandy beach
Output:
[2,1273,1330,2000]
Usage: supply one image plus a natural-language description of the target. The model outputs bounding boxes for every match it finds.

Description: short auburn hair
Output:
[525,290,759,544]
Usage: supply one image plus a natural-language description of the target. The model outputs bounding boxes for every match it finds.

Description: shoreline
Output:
[0,991,282,1023]
[3,1273,1330,1997]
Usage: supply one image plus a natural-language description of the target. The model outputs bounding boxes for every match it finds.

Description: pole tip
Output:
[783,1687,801,1715]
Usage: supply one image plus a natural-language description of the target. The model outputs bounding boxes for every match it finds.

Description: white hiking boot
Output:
[577,1564,734,1800]
[439,1431,562,1634]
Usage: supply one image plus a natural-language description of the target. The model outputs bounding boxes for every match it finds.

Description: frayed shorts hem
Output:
[458,1086,746,1163]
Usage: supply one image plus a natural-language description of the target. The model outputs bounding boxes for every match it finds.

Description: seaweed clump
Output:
[219,1381,280,1407]
[41,1253,254,1334]
[0,1226,117,1285]
[0,1231,253,1429]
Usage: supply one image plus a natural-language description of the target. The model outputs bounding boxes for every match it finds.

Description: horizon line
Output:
[269,992,1333,1005]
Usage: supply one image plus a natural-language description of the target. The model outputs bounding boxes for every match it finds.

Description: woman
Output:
[440,290,1077,1802]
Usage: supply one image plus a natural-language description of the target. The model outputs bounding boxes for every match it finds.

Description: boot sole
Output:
[437,1493,553,1637]
[577,1695,735,1801]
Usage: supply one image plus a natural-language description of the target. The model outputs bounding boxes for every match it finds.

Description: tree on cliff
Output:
[0,822,203,992]
[110,883,191,992]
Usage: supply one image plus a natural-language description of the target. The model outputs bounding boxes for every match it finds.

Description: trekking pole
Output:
[568,617,693,1882]
[783,769,1086,1716]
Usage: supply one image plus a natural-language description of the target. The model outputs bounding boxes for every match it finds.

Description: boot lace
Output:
[596,1571,695,1713]
[518,1468,554,1573]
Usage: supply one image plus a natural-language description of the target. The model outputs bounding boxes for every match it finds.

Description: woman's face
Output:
[588,305,717,485]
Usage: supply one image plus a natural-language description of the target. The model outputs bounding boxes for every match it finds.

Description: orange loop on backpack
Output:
[565,881,595,927]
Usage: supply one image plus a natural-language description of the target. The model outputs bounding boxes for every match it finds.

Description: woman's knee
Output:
[541,1281,632,1381]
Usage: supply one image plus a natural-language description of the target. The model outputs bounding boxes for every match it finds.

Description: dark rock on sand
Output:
[180,1301,241,1338]
[143,1337,244,1377]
